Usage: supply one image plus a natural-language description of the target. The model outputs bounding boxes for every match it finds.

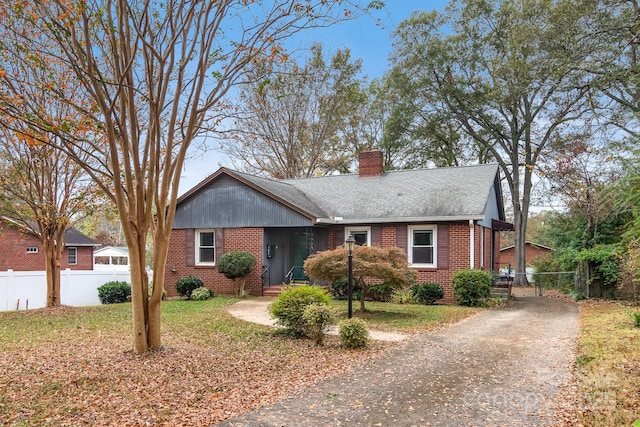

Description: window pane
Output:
[352,231,368,246]
[413,230,433,246]
[68,248,77,264]
[199,248,215,263]
[413,247,433,264]
[200,232,214,247]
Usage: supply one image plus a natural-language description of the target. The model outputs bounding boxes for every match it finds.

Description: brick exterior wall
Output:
[0,225,94,271]
[166,222,501,304]
[164,228,263,298]
[326,223,478,304]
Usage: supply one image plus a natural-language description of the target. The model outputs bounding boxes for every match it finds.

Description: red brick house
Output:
[500,241,553,269]
[165,151,511,302]
[0,218,100,271]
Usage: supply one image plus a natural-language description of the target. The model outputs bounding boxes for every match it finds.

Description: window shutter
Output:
[396,225,407,251]
[334,226,345,249]
[437,224,450,270]
[371,226,382,247]
[186,229,195,266]
[215,229,224,262]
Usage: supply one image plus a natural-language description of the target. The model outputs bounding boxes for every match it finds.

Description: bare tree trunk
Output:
[128,236,149,354]
[42,239,62,307]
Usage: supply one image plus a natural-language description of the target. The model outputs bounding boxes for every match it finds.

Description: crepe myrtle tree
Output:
[0,0,383,353]
[304,245,417,312]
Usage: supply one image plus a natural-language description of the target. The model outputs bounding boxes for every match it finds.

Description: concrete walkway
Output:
[220,296,579,426]
[227,298,408,342]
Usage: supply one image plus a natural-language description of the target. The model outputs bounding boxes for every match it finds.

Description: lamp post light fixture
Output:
[345,233,356,319]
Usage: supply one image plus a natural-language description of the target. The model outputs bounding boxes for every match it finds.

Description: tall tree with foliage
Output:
[390,0,593,283]
[222,43,363,178]
[0,0,376,354]
[0,126,96,307]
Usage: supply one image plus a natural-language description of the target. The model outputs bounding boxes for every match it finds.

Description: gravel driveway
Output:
[218,296,579,427]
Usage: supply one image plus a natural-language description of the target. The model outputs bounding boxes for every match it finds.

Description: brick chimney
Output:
[358,150,384,177]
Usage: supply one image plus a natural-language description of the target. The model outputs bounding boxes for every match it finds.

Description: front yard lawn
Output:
[0,297,383,426]
[328,300,484,333]
[0,297,484,425]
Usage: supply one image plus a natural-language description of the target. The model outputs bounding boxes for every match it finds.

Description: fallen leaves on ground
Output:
[0,305,387,426]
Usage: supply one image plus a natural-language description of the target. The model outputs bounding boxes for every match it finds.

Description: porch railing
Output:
[285,266,306,284]
[261,265,271,287]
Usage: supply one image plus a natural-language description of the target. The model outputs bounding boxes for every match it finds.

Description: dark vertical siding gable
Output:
[437,224,450,270]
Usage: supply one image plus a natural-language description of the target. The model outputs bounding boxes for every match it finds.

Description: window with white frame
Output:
[345,227,371,247]
[26,247,38,254]
[196,230,215,265]
[408,225,437,267]
[68,247,77,265]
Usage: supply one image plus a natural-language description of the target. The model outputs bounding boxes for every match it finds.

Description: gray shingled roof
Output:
[231,170,330,219]
[65,228,101,247]
[279,163,500,223]
[178,163,501,224]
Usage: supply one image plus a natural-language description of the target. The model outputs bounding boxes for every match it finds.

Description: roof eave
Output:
[316,215,486,224]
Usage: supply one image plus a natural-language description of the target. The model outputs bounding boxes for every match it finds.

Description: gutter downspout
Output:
[469,219,475,270]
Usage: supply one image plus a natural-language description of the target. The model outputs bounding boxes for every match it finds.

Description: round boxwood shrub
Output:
[452,269,492,307]
[269,285,331,335]
[191,286,213,301]
[411,282,444,305]
[175,275,204,299]
[97,281,131,304]
[339,318,369,348]
[302,304,333,345]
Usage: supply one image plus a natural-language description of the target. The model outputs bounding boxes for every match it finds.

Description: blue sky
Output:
[180,1,449,194]
[311,1,447,80]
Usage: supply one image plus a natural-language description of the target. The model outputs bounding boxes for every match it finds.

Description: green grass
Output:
[328,300,483,333]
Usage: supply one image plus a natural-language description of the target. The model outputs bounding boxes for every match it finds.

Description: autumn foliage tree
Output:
[304,246,417,312]
[0,88,97,307]
[0,0,376,353]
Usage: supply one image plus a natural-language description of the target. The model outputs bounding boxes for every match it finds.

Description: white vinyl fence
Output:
[0,269,132,312]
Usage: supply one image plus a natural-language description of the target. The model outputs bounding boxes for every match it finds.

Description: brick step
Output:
[263,285,285,297]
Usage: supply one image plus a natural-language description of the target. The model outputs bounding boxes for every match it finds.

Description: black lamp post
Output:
[345,233,355,319]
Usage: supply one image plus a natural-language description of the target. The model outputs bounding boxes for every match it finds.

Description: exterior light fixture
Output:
[345,233,356,319]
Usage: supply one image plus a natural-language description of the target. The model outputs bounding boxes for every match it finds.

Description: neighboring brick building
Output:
[0,218,100,271]
[165,151,512,303]
[500,241,553,269]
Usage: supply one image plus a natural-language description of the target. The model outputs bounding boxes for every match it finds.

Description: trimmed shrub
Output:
[97,281,131,304]
[391,287,416,304]
[411,282,444,305]
[216,251,256,297]
[175,275,204,299]
[367,282,394,302]
[269,286,331,335]
[452,269,492,307]
[302,304,333,345]
[339,318,369,348]
[191,286,213,301]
